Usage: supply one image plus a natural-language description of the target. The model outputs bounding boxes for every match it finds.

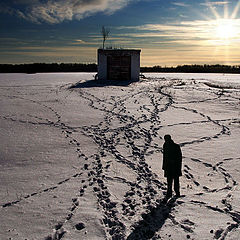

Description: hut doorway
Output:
[107,55,131,80]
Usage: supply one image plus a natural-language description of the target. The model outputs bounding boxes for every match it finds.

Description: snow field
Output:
[0,72,239,240]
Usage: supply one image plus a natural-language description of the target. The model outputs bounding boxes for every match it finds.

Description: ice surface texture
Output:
[0,73,240,239]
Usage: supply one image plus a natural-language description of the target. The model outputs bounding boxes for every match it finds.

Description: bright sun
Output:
[205,0,240,43]
[215,19,237,40]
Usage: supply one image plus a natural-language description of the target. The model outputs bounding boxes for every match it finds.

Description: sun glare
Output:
[205,0,240,44]
[215,19,237,40]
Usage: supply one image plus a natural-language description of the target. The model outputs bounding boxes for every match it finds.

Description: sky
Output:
[0,0,240,66]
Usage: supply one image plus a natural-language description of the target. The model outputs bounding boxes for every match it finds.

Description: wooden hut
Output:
[97,49,141,81]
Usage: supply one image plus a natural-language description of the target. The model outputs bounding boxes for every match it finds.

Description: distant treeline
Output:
[0,63,240,74]
[0,63,97,73]
[141,64,240,74]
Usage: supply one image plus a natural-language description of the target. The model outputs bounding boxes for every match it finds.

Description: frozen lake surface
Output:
[0,72,240,239]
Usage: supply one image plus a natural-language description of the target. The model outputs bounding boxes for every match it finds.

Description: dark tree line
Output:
[0,63,239,74]
[141,64,240,74]
[0,63,97,73]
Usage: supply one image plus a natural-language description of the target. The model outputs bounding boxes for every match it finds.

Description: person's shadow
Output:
[127,197,179,240]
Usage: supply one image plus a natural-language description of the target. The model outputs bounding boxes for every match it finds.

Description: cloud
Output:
[74,39,87,44]
[1,0,133,24]
[116,18,240,47]
[172,2,190,7]
[71,39,99,45]
[201,1,229,7]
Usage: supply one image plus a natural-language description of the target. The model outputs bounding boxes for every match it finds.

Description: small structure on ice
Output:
[97,49,141,82]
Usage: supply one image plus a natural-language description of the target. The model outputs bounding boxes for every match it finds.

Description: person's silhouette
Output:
[162,134,182,198]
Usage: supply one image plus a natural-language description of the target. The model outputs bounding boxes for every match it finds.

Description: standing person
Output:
[162,134,182,198]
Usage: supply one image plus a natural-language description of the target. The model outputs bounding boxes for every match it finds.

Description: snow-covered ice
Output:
[0,72,239,240]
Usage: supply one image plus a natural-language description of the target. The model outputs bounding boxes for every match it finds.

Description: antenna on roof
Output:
[101,26,110,49]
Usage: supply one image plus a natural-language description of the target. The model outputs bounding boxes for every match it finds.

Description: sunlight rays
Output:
[205,0,240,41]
[224,2,228,19]
[206,0,240,45]
[204,0,240,64]
[206,0,221,19]
[231,1,240,19]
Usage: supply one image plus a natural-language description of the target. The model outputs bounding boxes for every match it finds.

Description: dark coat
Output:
[162,140,182,177]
